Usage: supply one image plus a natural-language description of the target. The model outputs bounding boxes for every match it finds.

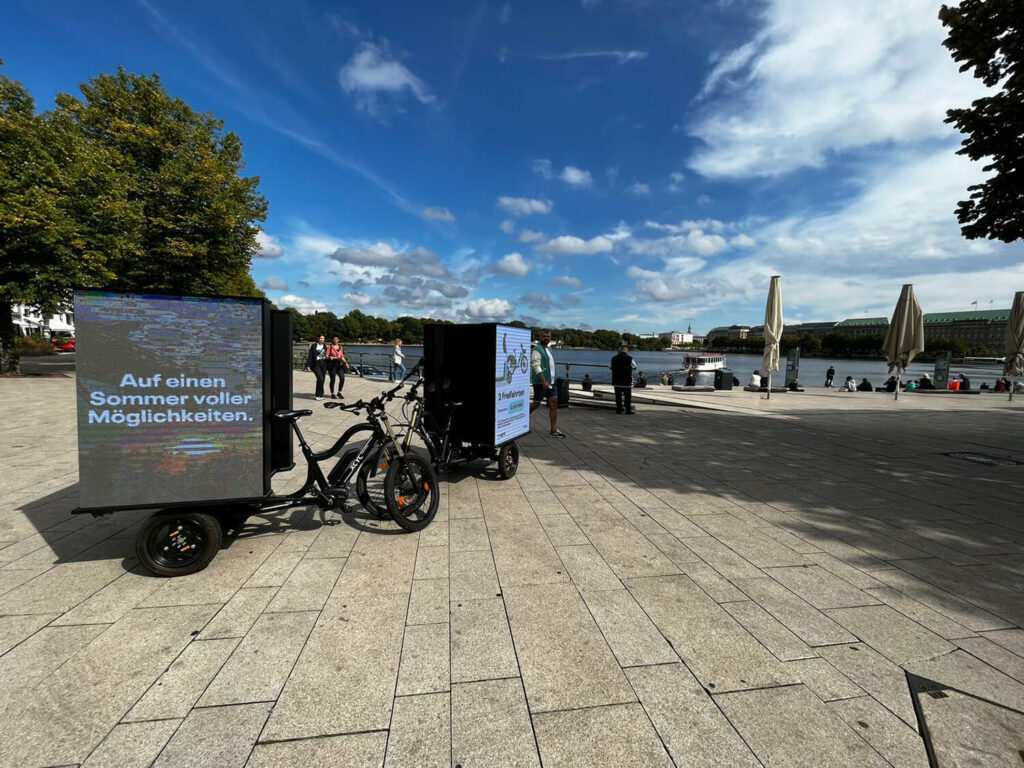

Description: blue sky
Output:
[4,0,1022,333]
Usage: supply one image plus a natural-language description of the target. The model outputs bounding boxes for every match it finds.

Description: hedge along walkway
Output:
[1,372,1024,766]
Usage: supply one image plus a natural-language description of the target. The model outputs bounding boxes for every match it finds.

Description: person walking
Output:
[392,339,406,381]
[610,344,637,414]
[326,336,349,398]
[825,366,836,388]
[530,329,565,438]
[306,334,329,401]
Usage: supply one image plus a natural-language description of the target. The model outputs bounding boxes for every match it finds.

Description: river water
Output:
[337,344,1008,389]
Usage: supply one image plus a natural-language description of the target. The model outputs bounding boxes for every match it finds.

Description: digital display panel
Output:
[75,291,265,509]
[493,324,531,444]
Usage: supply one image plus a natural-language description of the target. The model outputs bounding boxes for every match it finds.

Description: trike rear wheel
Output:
[498,441,520,479]
[135,510,222,577]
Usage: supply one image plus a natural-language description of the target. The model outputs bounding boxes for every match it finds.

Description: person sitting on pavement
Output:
[840,376,856,392]
[582,373,593,391]
[787,378,801,391]
[660,372,669,386]
[980,381,990,390]
[732,375,741,387]
[856,377,873,392]
[666,373,674,385]
[884,375,898,392]
[905,379,919,391]
[958,373,971,390]
[918,373,935,390]
[685,370,697,387]
[635,371,648,389]
[994,377,1008,392]
[749,370,761,388]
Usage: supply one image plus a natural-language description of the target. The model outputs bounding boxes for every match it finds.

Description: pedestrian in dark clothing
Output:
[824,366,836,388]
[306,334,328,400]
[610,345,637,414]
[884,375,898,392]
[856,377,873,391]
[918,373,935,389]
[582,374,593,391]
[958,373,971,390]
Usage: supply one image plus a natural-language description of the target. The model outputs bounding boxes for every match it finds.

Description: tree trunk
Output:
[0,301,21,374]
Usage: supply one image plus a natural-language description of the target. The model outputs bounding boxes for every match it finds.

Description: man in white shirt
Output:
[530,329,565,438]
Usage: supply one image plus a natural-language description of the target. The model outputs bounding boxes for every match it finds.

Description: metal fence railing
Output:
[292,347,401,378]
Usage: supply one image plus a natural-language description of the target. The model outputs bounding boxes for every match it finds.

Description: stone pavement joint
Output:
[1,372,1023,766]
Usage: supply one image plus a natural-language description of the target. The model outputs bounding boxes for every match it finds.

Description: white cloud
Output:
[518,229,546,243]
[531,159,552,179]
[339,43,434,112]
[731,234,756,248]
[278,294,328,314]
[498,196,553,216]
[667,172,685,193]
[499,219,516,234]
[541,235,614,255]
[549,275,582,287]
[256,231,283,259]
[499,3,511,22]
[465,298,513,318]
[493,252,532,277]
[628,230,728,257]
[560,166,593,188]
[421,206,455,222]
[259,276,289,291]
[688,0,987,178]
[537,50,647,64]
[343,292,373,307]
[626,181,650,196]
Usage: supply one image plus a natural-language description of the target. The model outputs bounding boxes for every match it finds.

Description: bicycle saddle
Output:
[271,409,313,421]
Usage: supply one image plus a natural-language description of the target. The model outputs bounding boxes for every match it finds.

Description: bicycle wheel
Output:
[383,454,439,532]
[498,441,519,479]
[356,444,394,519]
[135,510,222,577]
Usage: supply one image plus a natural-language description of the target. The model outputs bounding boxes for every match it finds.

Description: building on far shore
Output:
[708,309,1011,354]
[11,305,75,338]
[658,328,695,346]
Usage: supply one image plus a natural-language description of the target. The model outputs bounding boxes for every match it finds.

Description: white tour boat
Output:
[681,352,727,372]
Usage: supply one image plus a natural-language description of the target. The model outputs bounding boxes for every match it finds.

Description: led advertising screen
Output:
[75,291,265,509]
[493,324,531,444]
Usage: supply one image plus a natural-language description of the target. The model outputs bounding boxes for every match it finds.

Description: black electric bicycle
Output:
[134,378,439,576]
[357,376,520,517]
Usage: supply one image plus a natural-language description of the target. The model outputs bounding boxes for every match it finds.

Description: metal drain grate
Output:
[946,452,1022,466]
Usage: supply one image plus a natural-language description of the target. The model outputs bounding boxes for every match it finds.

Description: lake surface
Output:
[338,344,1008,389]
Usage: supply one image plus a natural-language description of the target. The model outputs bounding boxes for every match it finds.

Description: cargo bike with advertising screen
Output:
[355,323,534,518]
[71,291,438,577]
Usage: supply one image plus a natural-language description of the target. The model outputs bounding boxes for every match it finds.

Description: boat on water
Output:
[681,352,727,372]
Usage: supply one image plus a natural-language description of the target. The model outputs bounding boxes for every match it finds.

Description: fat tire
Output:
[357,445,393,519]
[135,510,222,577]
[498,441,520,479]
[383,454,440,532]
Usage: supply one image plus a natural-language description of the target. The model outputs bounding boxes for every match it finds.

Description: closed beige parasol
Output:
[762,276,783,399]
[1005,291,1024,401]
[882,284,924,401]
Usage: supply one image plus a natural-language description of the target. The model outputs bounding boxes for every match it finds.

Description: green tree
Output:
[0,67,268,372]
[939,0,1023,242]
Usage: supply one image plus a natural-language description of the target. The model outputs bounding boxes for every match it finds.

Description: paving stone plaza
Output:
[2,372,1024,766]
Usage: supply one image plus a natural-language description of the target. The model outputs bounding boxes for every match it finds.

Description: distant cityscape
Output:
[642,308,1013,356]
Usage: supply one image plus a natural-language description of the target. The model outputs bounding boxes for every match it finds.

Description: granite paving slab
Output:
[198,586,276,640]
[265,556,344,613]
[153,701,272,768]
[536,513,588,546]
[82,719,182,768]
[396,622,450,695]
[555,543,623,592]
[248,732,387,768]
[486,516,569,587]
[0,604,218,768]
[384,692,449,768]
[904,648,1024,713]
[503,581,634,712]
[736,576,856,646]
[817,643,919,728]
[407,576,448,625]
[450,549,500,601]
[676,535,764,580]
[451,679,540,768]
[764,564,878,609]
[533,703,673,768]
[625,663,762,768]
[199,610,318,706]
[450,597,519,683]
[827,695,930,768]
[261,591,407,740]
[715,684,890,768]
[722,599,818,661]
[413,544,449,580]
[580,588,677,667]
[626,574,797,692]
[864,585,977,639]
[785,657,864,701]
[573,517,682,579]
[869,566,1013,631]
[0,623,108,695]
[126,637,239,721]
[825,604,956,665]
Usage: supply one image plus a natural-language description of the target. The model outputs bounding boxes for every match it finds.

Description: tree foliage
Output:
[939,0,1024,242]
[0,67,267,372]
